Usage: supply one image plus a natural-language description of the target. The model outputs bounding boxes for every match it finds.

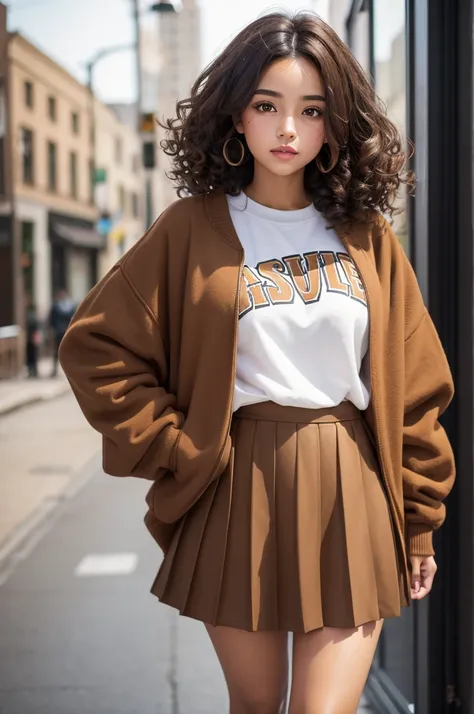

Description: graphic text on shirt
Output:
[239,251,366,319]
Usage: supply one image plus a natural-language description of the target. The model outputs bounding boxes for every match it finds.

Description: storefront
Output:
[48,211,105,304]
[336,0,474,712]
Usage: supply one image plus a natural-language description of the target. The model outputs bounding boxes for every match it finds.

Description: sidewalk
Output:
[0,378,101,566]
[0,358,70,416]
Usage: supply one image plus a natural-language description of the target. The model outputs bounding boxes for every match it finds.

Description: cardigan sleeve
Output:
[402,308,455,556]
[58,262,184,481]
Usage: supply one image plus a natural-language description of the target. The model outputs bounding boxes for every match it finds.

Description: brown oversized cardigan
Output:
[59,188,455,602]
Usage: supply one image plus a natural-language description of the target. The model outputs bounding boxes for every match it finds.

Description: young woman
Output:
[59,11,456,714]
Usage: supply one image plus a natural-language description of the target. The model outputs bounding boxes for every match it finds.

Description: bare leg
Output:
[206,624,289,714]
[288,620,383,714]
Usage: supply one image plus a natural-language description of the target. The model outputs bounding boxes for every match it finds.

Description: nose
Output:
[277,116,297,141]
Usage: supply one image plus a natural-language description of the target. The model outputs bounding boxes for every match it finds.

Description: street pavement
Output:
[0,390,100,552]
[0,393,372,713]
[0,359,69,416]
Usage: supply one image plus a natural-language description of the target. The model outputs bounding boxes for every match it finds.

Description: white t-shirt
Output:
[227,192,371,413]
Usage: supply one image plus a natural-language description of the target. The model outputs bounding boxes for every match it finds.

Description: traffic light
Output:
[142,140,156,169]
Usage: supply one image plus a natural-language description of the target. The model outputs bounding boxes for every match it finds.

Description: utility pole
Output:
[131,0,178,227]
[85,43,135,241]
[131,0,143,133]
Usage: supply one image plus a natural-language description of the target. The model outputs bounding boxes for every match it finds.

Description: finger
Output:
[413,585,430,600]
[411,566,436,599]
[411,571,421,594]
[421,572,435,594]
[421,562,437,578]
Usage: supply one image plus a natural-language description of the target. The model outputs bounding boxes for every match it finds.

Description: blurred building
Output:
[153,0,202,208]
[93,103,145,277]
[0,2,22,377]
[6,31,100,320]
[326,2,474,713]
[0,21,146,355]
[107,100,164,228]
[0,3,14,327]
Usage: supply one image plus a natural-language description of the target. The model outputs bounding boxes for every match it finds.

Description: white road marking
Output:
[74,553,138,577]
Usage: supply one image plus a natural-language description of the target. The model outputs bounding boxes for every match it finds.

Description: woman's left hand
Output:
[409,555,437,600]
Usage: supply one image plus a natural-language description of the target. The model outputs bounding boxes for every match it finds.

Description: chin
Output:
[259,161,306,177]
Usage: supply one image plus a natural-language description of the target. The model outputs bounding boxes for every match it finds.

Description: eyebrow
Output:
[254,88,326,101]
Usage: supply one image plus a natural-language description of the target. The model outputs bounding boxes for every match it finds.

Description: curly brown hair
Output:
[159,11,414,227]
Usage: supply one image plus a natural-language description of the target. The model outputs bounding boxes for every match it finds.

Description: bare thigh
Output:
[288,620,383,714]
[206,624,289,714]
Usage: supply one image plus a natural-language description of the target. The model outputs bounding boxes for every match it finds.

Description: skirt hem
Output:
[150,400,405,632]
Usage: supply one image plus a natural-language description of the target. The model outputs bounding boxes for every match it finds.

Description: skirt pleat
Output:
[338,420,379,626]
[151,400,403,633]
[296,423,322,632]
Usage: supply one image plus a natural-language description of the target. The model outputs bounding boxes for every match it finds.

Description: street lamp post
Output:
[131,0,177,132]
[85,43,135,237]
[131,0,178,227]
[85,2,178,231]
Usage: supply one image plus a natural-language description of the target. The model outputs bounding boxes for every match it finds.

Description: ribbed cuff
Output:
[406,526,435,557]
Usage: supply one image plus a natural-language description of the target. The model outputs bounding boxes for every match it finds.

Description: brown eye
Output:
[255,102,276,113]
[303,107,322,118]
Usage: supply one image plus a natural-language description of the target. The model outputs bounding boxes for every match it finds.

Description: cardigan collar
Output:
[204,187,369,254]
[205,188,243,252]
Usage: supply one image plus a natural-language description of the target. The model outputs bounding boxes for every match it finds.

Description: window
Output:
[0,138,4,195]
[115,136,123,164]
[71,111,79,134]
[346,0,371,75]
[21,221,35,306]
[48,96,56,121]
[350,3,413,709]
[88,159,95,204]
[347,0,409,254]
[373,0,409,254]
[118,184,126,214]
[70,151,78,198]
[47,141,57,192]
[131,192,139,218]
[24,81,33,108]
[21,128,34,185]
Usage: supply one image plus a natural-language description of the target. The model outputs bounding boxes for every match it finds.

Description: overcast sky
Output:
[6,0,329,103]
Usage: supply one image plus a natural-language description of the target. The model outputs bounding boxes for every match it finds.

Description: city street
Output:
[0,394,371,713]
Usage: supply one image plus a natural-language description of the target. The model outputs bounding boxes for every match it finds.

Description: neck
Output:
[244,164,311,211]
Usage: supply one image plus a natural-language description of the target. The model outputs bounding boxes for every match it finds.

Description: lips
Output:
[271,146,298,154]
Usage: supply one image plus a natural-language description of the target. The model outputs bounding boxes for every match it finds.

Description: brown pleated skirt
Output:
[151,400,403,633]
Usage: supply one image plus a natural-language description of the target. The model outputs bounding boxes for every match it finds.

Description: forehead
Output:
[258,57,325,95]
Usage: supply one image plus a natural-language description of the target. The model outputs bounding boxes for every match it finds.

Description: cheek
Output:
[241,112,269,144]
[301,120,326,151]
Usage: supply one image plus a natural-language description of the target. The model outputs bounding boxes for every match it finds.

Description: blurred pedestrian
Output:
[58,11,455,714]
[48,289,75,378]
[24,295,40,378]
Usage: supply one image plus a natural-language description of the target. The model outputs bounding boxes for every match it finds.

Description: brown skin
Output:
[207,622,385,714]
[410,555,437,600]
[235,57,327,211]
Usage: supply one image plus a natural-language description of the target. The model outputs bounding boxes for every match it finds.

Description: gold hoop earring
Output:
[223,137,246,167]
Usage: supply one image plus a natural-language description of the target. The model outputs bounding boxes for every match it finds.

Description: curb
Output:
[0,381,70,417]
[0,450,102,587]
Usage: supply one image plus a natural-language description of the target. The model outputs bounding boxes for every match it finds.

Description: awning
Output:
[50,219,106,250]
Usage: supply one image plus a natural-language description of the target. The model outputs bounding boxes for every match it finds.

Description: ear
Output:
[233,114,244,134]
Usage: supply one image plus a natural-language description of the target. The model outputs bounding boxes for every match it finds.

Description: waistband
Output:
[234,400,361,424]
